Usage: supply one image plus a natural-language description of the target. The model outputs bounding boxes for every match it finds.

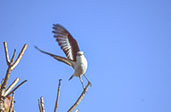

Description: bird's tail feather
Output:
[34,46,49,55]
[34,46,74,67]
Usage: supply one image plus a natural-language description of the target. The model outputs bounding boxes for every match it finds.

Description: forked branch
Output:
[10,49,16,65]
[11,44,27,70]
[5,78,19,96]
[1,42,27,91]
[68,82,91,112]
[0,42,27,112]
[6,80,27,97]
[38,81,91,112]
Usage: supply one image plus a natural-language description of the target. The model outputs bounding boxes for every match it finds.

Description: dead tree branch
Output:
[6,80,27,97]
[5,78,19,96]
[1,42,27,91]
[54,79,62,112]
[68,82,91,112]
[0,79,4,90]
[75,109,79,112]
[38,96,45,112]
[38,80,91,112]
[0,42,27,112]
[9,93,15,112]
[10,49,16,65]
[3,42,10,66]
[11,44,27,70]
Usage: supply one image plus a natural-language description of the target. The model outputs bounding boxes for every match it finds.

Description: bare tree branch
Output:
[0,97,4,112]
[0,42,27,112]
[11,44,27,70]
[3,42,10,66]
[75,109,79,112]
[38,96,45,112]
[6,80,27,97]
[5,78,20,96]
[0,79,4,90]
[9,93,15,112]
[1,42,14,95]
[68,82,91,112]
[1,43,27,92]
[1,67,12,97]
[54,79,62,112]
[10,49,16,65]
[38,99,42,112]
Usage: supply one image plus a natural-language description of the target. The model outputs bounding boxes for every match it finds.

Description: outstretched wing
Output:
[35,46,75,67]
[52,24,80,61]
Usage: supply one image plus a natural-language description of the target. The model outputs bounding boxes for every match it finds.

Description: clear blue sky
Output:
[0,0,171,112]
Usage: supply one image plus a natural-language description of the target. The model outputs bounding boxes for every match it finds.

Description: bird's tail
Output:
[69,75,74,80]
[34,46,74,67]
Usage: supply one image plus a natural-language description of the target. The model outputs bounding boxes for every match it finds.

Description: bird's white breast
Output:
[74,55,88,77]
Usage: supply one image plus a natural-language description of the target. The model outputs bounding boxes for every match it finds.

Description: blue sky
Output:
[0,0,171,112]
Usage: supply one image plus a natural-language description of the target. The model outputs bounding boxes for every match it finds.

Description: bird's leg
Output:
[69,75,74,80]
[83,74,92,86]
[79,77,84,89]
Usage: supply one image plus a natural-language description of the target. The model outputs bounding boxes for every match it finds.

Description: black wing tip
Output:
[53,23,59,25]
[53,24,63,29]
[52,24,67,38]
[52,24,67,31]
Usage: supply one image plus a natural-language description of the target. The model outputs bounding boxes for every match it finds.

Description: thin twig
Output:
[10,49,16,65]
[3,42,10,65]
[38,99,42,112]
[11,44,27,70]
[0,79,4,89]
[5,78,20,96]
[54,79,62,112]
[41,96,45,112]
[68,82,91,112]
[9,92,15,112]
[75,109,79,112]
[38,96,45,112]
[6,80,27,97]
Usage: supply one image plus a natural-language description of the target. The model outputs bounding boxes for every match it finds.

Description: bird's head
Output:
[77,51,84,56]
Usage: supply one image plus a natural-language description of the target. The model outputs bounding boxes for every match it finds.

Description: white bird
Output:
[35,24,91,88]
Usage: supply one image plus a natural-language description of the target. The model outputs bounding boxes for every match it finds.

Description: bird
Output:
[35,24,91,89]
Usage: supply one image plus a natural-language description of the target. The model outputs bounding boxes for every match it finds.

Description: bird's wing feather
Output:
[35,46,75,67]
[52,24,80,61]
